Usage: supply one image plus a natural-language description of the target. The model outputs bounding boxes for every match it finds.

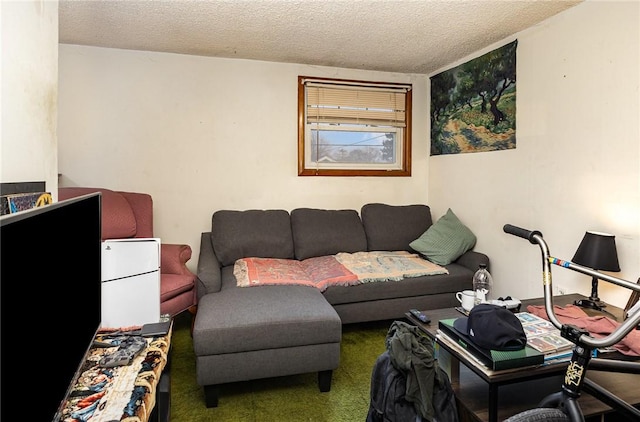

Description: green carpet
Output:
[169,312,395,421]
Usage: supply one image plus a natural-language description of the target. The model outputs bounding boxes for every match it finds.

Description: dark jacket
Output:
[386,320,438,419]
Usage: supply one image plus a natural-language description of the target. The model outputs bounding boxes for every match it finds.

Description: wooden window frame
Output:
[298,76,412,177]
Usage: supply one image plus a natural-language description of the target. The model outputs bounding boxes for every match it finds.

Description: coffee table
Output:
[405,293,639,422]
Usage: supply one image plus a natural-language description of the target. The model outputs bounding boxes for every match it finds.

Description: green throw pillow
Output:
[409,208,477,265]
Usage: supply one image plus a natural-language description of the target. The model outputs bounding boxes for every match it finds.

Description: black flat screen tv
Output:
[0,192,102,421]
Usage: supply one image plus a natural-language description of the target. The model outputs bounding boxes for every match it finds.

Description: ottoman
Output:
[192,283,342,407]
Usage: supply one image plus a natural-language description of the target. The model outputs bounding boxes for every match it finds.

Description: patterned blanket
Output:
[57,327,171,422]
[234,251,448,292]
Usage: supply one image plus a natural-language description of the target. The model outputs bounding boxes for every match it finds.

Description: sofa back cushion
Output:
[59,187,139,240]
[291,208,367,260]
[118,191,154,238]
[361,203,433,252]
[211,210,294,267]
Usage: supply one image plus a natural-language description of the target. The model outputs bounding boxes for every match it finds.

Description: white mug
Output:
[456,290,475,312]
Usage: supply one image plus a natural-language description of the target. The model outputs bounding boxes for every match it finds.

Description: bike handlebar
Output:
[503,223,640,350]
[503,224,543,244]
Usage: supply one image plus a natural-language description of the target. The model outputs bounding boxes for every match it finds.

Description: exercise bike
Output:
[503,224,640,422]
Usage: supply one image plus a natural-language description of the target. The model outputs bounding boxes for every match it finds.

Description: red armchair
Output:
[59,187,197,319]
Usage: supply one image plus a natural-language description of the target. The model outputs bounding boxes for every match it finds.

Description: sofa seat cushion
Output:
[322,263,472,306]
[193,282,341,356]
[160,273,195,302]
[211,209,294,267]
[361,204,432,252]
[291,208,367,260]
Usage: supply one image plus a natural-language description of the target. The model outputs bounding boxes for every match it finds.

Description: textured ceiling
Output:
[58,0,582,75]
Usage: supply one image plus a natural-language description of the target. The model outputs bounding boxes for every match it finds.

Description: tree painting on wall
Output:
[430,40,517,155]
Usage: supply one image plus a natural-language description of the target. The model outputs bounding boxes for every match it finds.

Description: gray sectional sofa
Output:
[193,203,489,407]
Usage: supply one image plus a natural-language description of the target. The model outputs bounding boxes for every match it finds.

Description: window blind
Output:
[305,82,409,128]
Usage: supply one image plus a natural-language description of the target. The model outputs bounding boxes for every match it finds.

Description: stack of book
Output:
[438,318,545,370]
[515,312,575,361]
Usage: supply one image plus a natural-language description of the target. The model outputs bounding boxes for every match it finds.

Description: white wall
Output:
[1,1,58,197]
[57,50,429,270]
[58,1,639,309]
[429,0,640,308]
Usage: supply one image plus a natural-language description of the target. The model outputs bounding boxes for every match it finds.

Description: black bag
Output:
[366,351,421,422]
[432,366,458,422]
[367,321,459,422]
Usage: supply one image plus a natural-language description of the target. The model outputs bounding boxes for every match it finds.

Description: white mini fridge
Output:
[101,238,161,328]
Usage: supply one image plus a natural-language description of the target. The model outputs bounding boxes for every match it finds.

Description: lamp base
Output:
[574,298,607,311]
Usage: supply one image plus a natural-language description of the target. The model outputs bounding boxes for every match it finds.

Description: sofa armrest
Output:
[161,243,193,275]
[455,250,490,272]
[197,232,222,297]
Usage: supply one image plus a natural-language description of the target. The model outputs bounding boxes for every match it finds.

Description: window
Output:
[298,76,412,176]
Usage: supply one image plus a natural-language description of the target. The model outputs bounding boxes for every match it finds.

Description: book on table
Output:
[438,318,545,371]
[515,312,574,359]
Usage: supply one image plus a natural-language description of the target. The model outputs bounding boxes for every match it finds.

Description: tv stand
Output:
[150,371,171,422]
[57,324,172,422]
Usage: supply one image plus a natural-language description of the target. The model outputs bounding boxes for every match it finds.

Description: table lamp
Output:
[572,231,620,311]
